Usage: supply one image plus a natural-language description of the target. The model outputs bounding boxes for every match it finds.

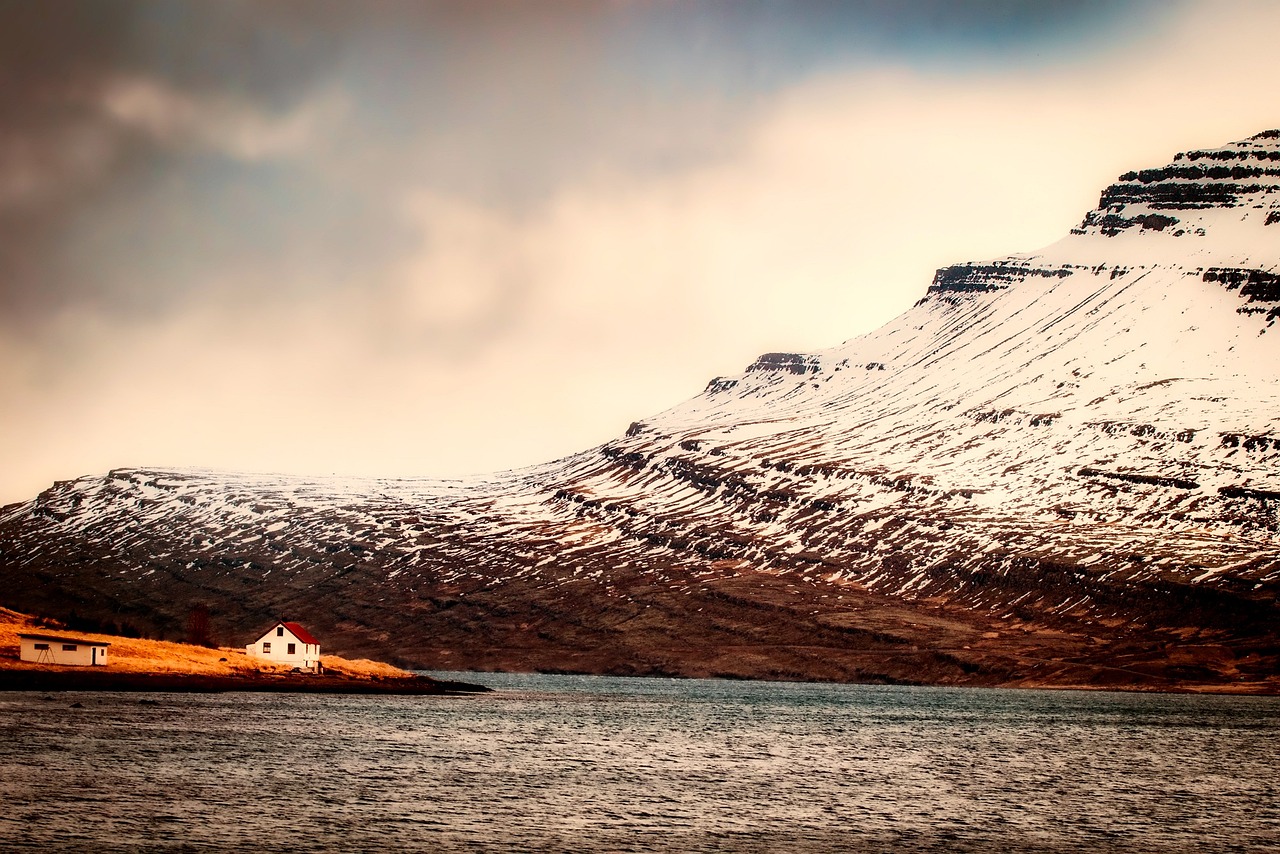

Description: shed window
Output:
[34,643,49,650]
[62,644,77,651]
[263,642,272,653]
[287,643,296,655]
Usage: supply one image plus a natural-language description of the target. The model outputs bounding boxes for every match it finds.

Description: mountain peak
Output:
[1074,129,1280,241]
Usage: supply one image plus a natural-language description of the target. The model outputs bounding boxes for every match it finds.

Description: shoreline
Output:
[0,668,491,695]
[2,662,1274,697]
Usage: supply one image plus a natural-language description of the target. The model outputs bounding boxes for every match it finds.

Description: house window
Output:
[276,627,284,637]
[62,644,77,651]
[263,642,272,653]
[287,643,296,655]
[34,643,49,650]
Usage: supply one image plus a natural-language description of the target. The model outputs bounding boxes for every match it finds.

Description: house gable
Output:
[251,621,318,648]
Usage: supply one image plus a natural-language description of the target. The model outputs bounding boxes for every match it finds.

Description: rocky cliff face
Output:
[4,131,1280,691]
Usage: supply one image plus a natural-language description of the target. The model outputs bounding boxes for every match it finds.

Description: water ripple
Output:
[0,677,1277,852]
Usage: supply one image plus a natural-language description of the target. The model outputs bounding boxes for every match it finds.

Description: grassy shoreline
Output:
[0,606,489,694]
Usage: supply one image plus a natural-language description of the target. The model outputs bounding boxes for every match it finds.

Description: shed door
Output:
[92,647,97,665]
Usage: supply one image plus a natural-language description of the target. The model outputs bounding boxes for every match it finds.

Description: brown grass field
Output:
[0,606,411,680]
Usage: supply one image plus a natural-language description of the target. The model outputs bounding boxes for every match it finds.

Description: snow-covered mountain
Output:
[4,130,1280,690]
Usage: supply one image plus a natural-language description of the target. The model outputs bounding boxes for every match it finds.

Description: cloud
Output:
[99,76,347,161]
[2,0,1278,506]
[0,0,1182,326]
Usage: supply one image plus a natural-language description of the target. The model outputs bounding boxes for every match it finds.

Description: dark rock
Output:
[928,262,1073,296]
[747,352,820,375]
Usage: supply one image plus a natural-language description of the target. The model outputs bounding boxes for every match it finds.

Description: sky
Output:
[2,0,1280,505]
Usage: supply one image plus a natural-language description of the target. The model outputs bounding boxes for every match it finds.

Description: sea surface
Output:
[0,673,1277,852]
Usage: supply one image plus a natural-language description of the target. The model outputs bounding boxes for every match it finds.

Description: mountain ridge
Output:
[3,129,1279,691]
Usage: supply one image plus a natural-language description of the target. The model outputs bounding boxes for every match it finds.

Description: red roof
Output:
[251,620,321,646]
[281,621,320,645]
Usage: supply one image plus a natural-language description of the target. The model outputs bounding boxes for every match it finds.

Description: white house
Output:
[19,633,111,666]
[246,621,321,672]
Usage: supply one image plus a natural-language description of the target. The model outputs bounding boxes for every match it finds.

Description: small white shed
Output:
[246,621,321,672]
[19,633,111,666]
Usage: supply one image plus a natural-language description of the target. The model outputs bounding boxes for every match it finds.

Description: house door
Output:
[92,648,97,665]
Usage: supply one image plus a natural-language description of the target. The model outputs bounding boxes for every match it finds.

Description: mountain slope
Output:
[4,130,1280,691]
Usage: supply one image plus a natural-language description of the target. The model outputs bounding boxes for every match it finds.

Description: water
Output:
[1,674,1277,852]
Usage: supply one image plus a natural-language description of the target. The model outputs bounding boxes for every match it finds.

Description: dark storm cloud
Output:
[0,0,1176,328]
[0,1,609,324]
[0,0,357,322]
